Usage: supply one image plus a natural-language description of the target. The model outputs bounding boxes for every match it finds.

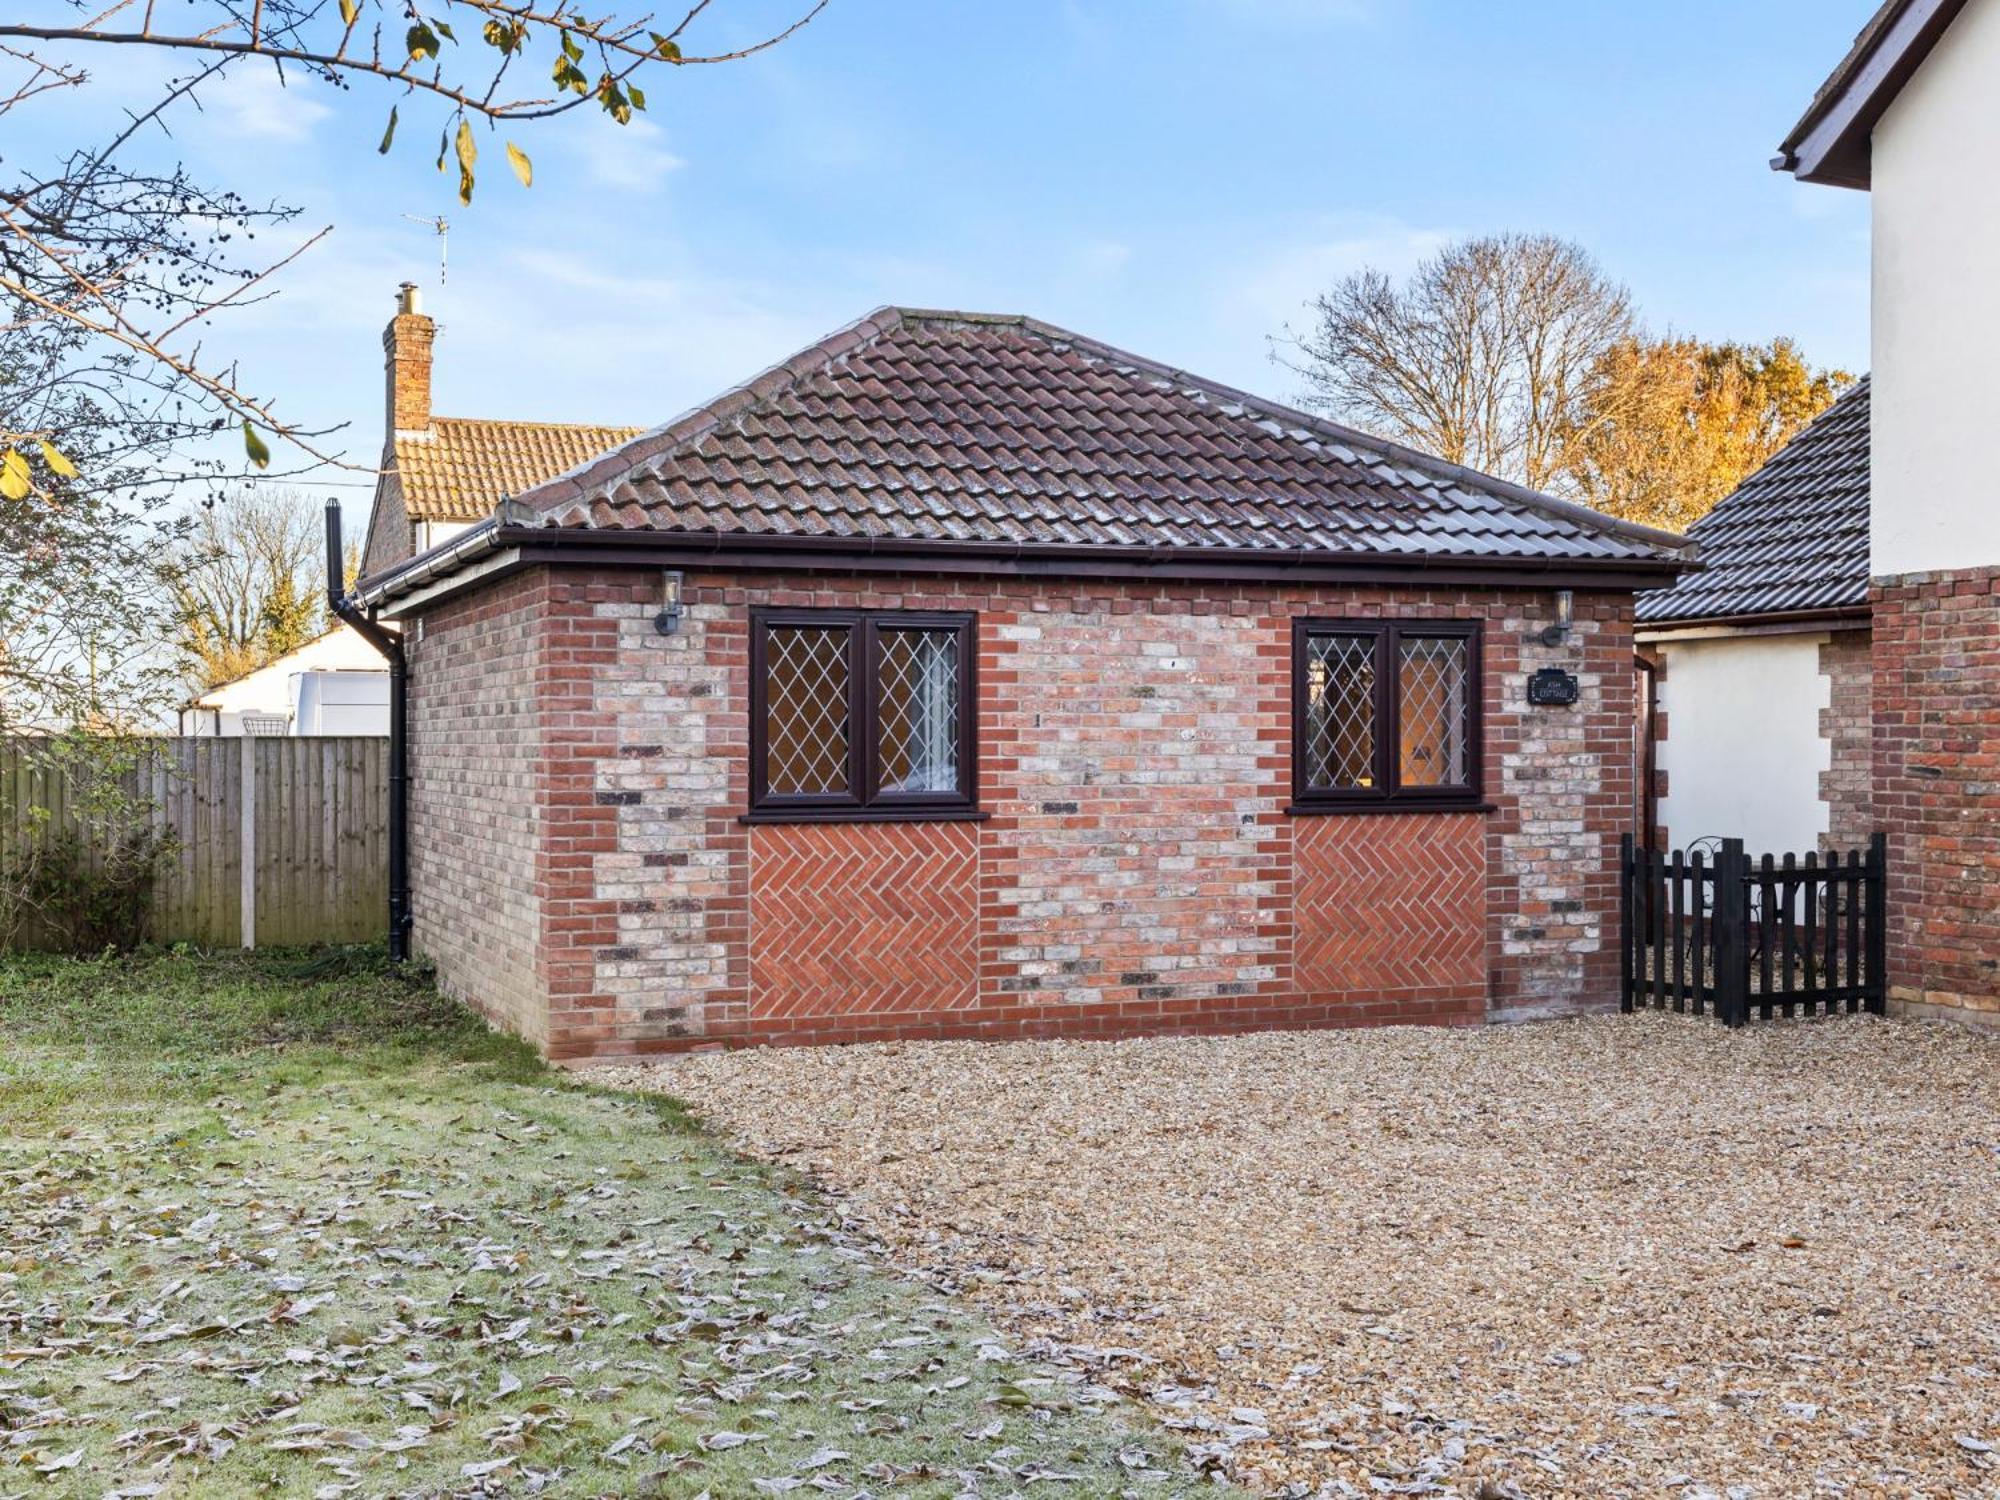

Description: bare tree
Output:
[0,57,316,729]
[0,0,818,728]
[1281,233,1635,494]
[1,1,822,480]
[173,487,336,691]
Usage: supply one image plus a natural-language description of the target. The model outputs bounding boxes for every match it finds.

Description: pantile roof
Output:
[501,308,1689,569]
[396,417,643,523]
[1636,378,1869,625]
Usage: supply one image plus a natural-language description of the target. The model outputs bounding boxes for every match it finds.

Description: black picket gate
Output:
[1619,832,1887,1026]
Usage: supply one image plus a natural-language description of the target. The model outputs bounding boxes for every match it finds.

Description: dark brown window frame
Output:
[1290,618,1485,814]
[747,607,980,824]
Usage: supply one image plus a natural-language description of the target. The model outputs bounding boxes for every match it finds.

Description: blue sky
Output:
[35,0,1877,485]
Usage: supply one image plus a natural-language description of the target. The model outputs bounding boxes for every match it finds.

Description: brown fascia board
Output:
[359,520,1692,619]
[1773,0,1968,188]
[1635,605,1871,638]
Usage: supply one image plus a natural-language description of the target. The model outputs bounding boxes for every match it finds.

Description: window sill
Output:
[1285,801,1494,817]
[739,807,991,826]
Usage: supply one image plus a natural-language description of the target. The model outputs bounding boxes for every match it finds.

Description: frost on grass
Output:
[0,963,1209,1498]
[620,1013,2000,1497]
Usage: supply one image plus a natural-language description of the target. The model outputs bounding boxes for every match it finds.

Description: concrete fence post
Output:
[240,735,257,950]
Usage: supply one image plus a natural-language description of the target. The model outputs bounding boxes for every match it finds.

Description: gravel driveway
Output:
[603,1015,2000,1497]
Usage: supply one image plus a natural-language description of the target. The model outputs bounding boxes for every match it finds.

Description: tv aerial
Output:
[403,214,449,284]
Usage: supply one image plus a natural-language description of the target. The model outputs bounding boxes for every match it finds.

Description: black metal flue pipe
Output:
[325,499,410,961]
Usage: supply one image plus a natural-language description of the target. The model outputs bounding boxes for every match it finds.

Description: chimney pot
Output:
[383,283,435,436]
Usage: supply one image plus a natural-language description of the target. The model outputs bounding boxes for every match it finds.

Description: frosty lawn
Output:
[0,951,1207,1497]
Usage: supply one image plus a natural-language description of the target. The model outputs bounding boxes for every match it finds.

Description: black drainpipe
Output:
[325,499,410,962]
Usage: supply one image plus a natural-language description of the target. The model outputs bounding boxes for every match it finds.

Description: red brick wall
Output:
[1819,627,1873,855]
[976,598,1287,1018]
[405,569,552,1045]
[1874,570,2000,1024]
[406,567,1639,1057]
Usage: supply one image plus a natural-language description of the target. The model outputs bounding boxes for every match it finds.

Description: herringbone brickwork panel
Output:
[750,821,980,1020]
[1294,814,1486,994]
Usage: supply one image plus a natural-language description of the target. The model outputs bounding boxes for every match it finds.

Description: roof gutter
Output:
[1635,605,1871,641]
[357,519,1696,615]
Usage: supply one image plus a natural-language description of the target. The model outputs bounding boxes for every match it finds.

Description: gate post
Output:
[1619,832,1635,1012]
[1714,838,1749,1028]
[1865,830,1888,1015]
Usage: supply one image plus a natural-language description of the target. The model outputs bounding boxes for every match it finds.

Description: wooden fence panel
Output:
[250,738,389,946]
[0,736,387,950]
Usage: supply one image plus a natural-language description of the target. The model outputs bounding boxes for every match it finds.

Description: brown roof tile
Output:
[395,417,643,523]
[1636,378,1870,625]
[507,308,1690,569]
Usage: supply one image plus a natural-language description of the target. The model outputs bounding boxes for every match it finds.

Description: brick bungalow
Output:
[348,306,1691,1059]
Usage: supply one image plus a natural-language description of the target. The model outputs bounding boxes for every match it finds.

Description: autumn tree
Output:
[1566,336,1854,531]
[1282,233,1636,493]
[173,488,337,691]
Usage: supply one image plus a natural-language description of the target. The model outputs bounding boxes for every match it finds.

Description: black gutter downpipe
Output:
[325,499,410,962]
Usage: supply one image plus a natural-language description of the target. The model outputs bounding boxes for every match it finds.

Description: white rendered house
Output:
[178,625,390,736]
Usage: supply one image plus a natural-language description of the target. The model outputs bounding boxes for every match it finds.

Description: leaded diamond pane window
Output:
[1294,621,1481,809]
[764,625,851,795]
[1304,634,1377,790]
[1399,635,1470,787]
[879,629,961,794]
[753,610,975,817]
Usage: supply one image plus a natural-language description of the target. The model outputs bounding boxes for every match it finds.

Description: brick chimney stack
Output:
[384,282,435,437]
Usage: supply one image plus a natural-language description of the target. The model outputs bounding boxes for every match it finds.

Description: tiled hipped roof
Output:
[505,309,1687,569]
[1636,378,1870,625]
[396,418,643,523]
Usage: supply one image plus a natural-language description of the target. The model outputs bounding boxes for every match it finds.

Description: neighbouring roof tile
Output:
[395,417,643,523]
[504,308,1687,569]
[1636,377,1869,625]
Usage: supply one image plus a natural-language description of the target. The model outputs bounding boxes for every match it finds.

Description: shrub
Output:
[2,825,175,952]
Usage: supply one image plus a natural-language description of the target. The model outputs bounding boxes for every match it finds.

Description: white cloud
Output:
[477,248,817,404]
[1076,239,1135,276]
[1220,214,1452,342]
[576,118,686,193]
[196,65,333,144]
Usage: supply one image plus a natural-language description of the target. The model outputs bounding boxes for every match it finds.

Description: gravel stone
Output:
[599,1014,2000,1495]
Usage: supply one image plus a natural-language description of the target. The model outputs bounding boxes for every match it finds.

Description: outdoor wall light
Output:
[655,569,685,636]
[1540,589,1574,648]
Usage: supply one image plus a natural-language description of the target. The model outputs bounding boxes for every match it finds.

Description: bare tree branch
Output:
[1277,233,1635,495]
[1,1,825,124]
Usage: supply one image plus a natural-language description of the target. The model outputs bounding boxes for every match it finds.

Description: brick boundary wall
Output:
[1873,569,2000,1028]
[1819,627,1874,856]
[405,567,1638,1058]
